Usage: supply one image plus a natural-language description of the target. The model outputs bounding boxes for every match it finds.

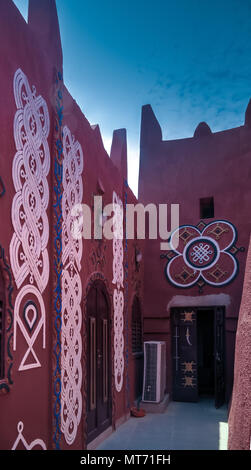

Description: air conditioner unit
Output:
[142,341,166,403]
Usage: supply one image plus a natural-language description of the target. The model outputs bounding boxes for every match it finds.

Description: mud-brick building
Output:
[139,103,251,410]
[0,0,250,452]
[0,0,144,450]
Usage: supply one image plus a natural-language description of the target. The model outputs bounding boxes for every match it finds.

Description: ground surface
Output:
[97,398,229,450]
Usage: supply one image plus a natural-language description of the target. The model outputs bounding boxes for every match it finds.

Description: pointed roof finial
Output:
[245,98,251,127]
[194,121,212,138]
[110,129,127,181]
[28,0,62,71]
[140,105,162,149]
[91,124,106,153]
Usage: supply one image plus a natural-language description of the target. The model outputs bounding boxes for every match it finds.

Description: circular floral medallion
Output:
[164,220,244,291]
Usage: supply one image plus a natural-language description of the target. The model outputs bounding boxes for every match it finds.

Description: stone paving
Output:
[97,398,229,450]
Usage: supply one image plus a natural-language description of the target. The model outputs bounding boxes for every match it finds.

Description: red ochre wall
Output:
[0,0,144,450]
[139,104,251,402]
[228,234,251,450]
[0,0,55,451]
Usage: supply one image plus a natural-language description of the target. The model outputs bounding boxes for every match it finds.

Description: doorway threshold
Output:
[87,426,113,450]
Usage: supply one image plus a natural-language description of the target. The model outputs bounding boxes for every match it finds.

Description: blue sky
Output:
[13,0,251,195]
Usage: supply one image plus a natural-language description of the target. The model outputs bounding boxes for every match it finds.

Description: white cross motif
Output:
[190,243,213,264]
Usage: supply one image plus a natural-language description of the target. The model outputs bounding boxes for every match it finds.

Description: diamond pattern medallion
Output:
[163,220,244,292]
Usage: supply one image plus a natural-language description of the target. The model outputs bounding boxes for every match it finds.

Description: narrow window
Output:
[132,297,143,354]
[200,197,214,219]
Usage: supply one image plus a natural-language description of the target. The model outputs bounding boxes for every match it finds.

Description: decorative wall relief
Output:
[172,308,198,402]
[12,421,46,450]
[89,240,106,272]
[13,285,45,370]
[53,70,64,450]
[162,220,244,292]
[61,125,83,445]
[123,181,130,409]
[10,69,50,370]
[130,243,142,294]
[112,191,124,392]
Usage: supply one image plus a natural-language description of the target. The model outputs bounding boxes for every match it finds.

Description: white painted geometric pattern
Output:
[61,125,83,446]
[10,69,50,371]
[12,421,47,450]
[112,191,124,392]
[10,68,50,292]
[190,243,213,264]
[13,285,46,371]
[113,288,124,392]
[112,192,124,289]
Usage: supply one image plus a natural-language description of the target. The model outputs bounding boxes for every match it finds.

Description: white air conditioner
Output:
[142,341,166,403]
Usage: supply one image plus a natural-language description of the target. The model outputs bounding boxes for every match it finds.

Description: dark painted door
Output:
[87,282,111,444]
[171,308,198,402]
[214,307,225,408]
[172,306,225,407]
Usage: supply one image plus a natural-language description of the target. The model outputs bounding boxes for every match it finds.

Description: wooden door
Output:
[171,306,226,407]
[171,308,198,402]
[87,282,111,443]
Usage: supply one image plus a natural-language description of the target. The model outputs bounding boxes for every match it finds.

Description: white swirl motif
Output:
[61,126,83,445]
[112,192,124,392]
[10,69,50,292]
[10,69,50,371]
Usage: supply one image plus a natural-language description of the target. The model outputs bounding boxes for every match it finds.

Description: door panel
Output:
[87,287,97,440]
[96,288,111,431]
[87,282,111,444]
[102,319,108,404]
[172,306,225,407]
[89,317,96,411]
[172,308,198,402]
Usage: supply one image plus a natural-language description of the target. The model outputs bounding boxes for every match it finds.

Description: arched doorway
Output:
[131,296,144,400]
[86,280,112,444]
